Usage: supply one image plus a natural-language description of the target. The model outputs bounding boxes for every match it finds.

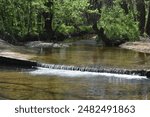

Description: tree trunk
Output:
[120,0,129,14]
[146,5,150,36]
[42,0,54,41]
[136,0,146,35]
[86,0,102,24]
[91,0,126,46]
[92,23,107,43]
[27,1,32,34]
[128,0,137,21]
[92,23,126,46]
[42,12,54,41]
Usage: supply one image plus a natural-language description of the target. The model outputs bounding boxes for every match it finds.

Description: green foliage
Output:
[0,0,89,41]
[79,26,93,32]
[53,0,89,33]
[0,0,142,43]
[58,24,76,35]
[98,0,140,41]
[0,0,46,39]
[57,25,92,35]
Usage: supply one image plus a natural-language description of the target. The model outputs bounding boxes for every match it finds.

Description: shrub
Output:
[57,24,76,35]
[98,0,140,41]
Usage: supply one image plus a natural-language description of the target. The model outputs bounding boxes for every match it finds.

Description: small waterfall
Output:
[1,56,149,78]
[37,63,150,78]
[30,67,147,79]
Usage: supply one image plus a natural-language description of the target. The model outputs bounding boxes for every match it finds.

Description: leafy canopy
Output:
[0,0,89,38]
[53,0,89,34]
[98,0,140,41]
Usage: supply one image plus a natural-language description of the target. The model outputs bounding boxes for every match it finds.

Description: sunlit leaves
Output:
[0,0,89,39]
[53,0,89,33]
[98,0,140,41]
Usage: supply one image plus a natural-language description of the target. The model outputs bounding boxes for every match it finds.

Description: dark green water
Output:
[1,43,150,100]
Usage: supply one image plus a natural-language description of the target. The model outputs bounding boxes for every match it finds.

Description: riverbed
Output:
[1,40,150,100]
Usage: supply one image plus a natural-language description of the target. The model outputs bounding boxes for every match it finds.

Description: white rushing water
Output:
[29,67,147,79]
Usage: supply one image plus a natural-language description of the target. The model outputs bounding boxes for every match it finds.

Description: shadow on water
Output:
[1,42,150,100]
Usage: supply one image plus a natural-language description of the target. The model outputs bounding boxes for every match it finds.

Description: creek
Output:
[1,40,150,99]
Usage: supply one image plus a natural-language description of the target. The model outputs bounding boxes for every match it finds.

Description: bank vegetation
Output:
[0,0,149,46]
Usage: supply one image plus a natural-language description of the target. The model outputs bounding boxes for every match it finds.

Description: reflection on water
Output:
[34,46,150,69]
[0,70,150,100]
[1,44,150,100]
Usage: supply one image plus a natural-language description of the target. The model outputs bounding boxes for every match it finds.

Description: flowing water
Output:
[1,40,150,99]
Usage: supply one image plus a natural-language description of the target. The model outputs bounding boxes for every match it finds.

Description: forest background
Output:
[0,0,149,46]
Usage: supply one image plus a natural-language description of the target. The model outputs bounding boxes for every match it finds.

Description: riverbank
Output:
[0,39,35,60]
[1,36,150,59]
[120,37,150,54]
[1,38,150,78]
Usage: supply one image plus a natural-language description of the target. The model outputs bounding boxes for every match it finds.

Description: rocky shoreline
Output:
[25,41,71,48]
[0,39,35,60]
[120,37,150,54]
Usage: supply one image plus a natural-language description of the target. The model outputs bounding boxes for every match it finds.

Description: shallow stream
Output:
[1,41,150,99]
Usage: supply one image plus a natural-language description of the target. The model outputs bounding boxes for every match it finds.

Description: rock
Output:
[0,56,37,69]
[120,41,150,54]
[0,51,34,60]
[53,43,61,48]
[146,70,150,78]
[0,39,35,60]
[0,39,13,49]
[25,41,70,48]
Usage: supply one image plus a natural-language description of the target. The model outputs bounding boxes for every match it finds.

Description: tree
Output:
[136,0,146,35]
[89,0,139,46]
[53,0,89,35]
[0,0,46,42]
[146,2,150,36]
[41,0,54,41]
[0,0,89,42]
[99,0,139,45]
